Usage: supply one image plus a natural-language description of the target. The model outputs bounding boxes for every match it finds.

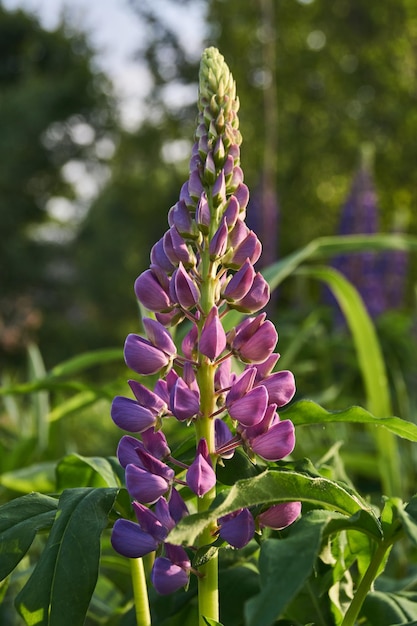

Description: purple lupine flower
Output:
[134,269,172,312]
[186,438,216,497]
[151,556,190,595]
[111,519,159,558]
[170,376,200,422]
[111,396,156,433]
[218,508,255,548]
[199,306,226,360]
[110,48,298,595]
[257,501,301,530]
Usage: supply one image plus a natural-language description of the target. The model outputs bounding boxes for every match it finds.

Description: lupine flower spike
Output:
[111,48,300,615]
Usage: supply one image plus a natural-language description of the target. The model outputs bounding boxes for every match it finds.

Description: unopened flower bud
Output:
[199,306,226,360]
[209,218,228,260]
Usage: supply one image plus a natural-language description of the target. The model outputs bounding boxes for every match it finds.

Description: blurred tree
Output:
[74,0,417,351]
[0,3,115,366]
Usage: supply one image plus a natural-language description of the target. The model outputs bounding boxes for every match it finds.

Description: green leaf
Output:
[216,448,263,485]
[49,348,123,377]
[203,618,224,626]
[244,510,335,626]
[297,265,401,498]
[282,400,417,442]
[16,487,118,626]
[56,454,120,490]
[0,493,58,580]
[263,233,417,293]
[0,462,56,493]
[48,390,104,423]
[362,591,417,625]
[168,469,381,546]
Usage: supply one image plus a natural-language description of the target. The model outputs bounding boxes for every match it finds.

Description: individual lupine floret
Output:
[228,314,278,363]
[218,508,255,548]
[186,438,217,497]
[124,318,176,376]
[199,306,226,360]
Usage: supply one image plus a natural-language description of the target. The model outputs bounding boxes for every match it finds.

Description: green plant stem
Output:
[130,557,151,626]
[341,541,391,626]
[194,239,219,625]
[196,364,219,625]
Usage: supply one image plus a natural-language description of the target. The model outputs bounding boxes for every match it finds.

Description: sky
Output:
[2,0,207,130]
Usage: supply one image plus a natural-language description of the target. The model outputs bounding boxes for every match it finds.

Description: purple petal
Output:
[223,260,255,301]
[258,502,301,530]
[132,501,168,541]
[233,272,270,313]
[151,557,189,595]
[181,322,198,359]
[209,218,228,259]
[141,427,171,459]
[165,543,191,569]
[199,306,226,360]
[111,396,156,433]
[154,497,175,533]
[228,385,268,427]
[111,519,158,558]
[117,435,143,468]
[250,419,295,461]
[169,487,189,523]
[128,380,167,414]
[186,452,216,497]
[262,370,296,407]
[226,368,256,406]
[215,419,235,459]
[126,464,170,504]
[151,238,175,274]
[136,448,175,482]
[170,378,200,421]
[124,334,169,376]
[142,318,176,357]
[218,508,255,548]
[134,270,171,312]
[232,231,262,267]
[238,320,278,364]
[172,263,200,309]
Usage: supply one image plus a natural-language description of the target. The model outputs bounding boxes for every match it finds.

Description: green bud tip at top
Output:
[198,47,241,148]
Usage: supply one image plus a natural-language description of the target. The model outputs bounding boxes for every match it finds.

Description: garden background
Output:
[1,1,417,624]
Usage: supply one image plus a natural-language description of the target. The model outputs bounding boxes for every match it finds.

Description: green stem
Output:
[195,366,219,625]
[341,541,391,626]
[194,240,219,625]
[130,557,151,626]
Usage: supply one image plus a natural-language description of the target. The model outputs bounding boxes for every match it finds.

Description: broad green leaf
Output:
[362,591,417,625]
[244,510,336,626]
[168,469,381,546]
[56,454,120,490]
[16,487,118,626]
[0,462,56,493]
[0,493,58,580]
[219,565,260,625]
[297,266,400,498]
[282,400,417,442]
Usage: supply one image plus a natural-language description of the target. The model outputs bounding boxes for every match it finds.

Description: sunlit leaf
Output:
[282,400,417,442]
[168,469,381,546]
